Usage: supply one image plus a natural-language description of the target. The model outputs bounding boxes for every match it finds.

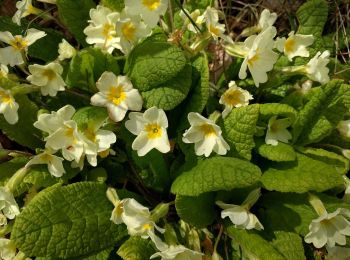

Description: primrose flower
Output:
[125,0,168,28]
[106,187,124,224]
[26,149,65,177]
[0,87,19,125]
[202,7,226,40]
[337,120,350,139]
[91,72,143,122]
[265,116,292,146]
[182,112,229,157]
[237,26,278,87]
[125,107,170,156]
[326,246,350,260]
[0,29,46,66]
[0,187,20,220]
[27,62,66,96]
[304,50,330,84]
[216,189,264,231]
[57,39,76,61]
[33,104,75,135]
[305,194,350,248]
[258,9,277,31]
[179,9,204,33]
[219,81,253,118]
[150,244,203,260]
[12,0,42,26]
[115,11,151,54]
[0,238,17,260]
[83,5,120,53]
[275,31,314,61]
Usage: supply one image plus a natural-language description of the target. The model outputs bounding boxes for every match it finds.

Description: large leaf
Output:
[292,80,346,145]
[223,104,260,160]
[0,17,63,62]
[141,64,192,110]
[271,231,306,260]
[11,182,127,258]
[261,149,348,193]
[125,34,186,92]
[171,157,261,196]
[117,236,155,260]
[66,47,120,92]
[56,0,96,46]
[0,94,43,149]
[256,140,296,162]
[175,193,216,228]
[227,226,284,260]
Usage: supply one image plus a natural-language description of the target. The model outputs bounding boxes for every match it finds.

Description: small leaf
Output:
[223,104,260,160]
[256,140,296,162]
[227,226,285,260]
[11,182,127,258]
[72,106,109,132]
[66,47,120,92]
[259,103,297,123]
[171,157,261,196]
[175,193,216,228]
[56,0,96,46]
[261,150,348,193]
[117,236,155,260]
[141,64,192,110]
[126,34,186,92]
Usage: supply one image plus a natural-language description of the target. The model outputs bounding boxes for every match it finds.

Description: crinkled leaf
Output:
[0,95,43,149]
[271,231,306,260]
[101,0,124,11]
[117,236,155,260]
[125,34,186,92]
[175,193,215,228]
[72,106,109,132]
[261,149,348,193]
[227,226,285,260]
[0,16,63,62]
[171,157,261,196]
[223,104,260,160]
[256,140,296,162]
[141,64,192,110]
[292,80,345,145]
[259,103,297,123]
[66,47,120,92]
[36,248,112,260]
[11,182,127,258]
[56,0,95,46]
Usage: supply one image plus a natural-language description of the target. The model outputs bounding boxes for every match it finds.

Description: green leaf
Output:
[223,104,260,160]
[184,0,211,11]
[0,16,63,62]
[66,47,120,92]
[126,34,186,92]
[141,64,192,110]
[101,0,124,11]
[171,157,261,196]
[72,106,109,132]
[271,231,306,260]
[175,193,215,228]
[172,54,210,132]
[292,80,346,145]
[227,226,284,260]
[117,236,155,260]
[0,95,43,149]
[56,0,96,46]
[261,150,348,193]
[36,248,112,260]
[11,182,127,258]
[256,140,296,162]
[259,103,297,123]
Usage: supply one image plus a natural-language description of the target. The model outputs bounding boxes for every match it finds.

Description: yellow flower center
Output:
[284,38,295,53]
[142,223,153,231]
[0,90,12,104]
[40,153,53,162]
[84,128,96,142]
[102,23,116,41]
[209,25,220,36]
[200,124,217,137]
[116,202,124,216]
[142,0,161,10]
[145,123,162,139]
[107,86,127,106]
[42,69,56,81]
[10,36,28,51]
[121,21,136,41]
[65,127,75,139]
[247,53,260,66]
[223,89,243,107]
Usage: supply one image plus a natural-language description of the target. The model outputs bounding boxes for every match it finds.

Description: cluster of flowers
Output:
[0,0,349,259]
